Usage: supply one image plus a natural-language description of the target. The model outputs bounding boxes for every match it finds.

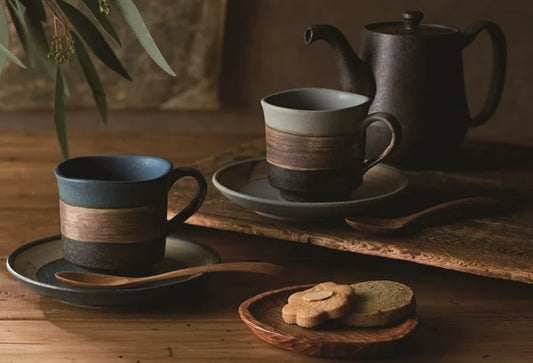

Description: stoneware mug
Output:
[55,155,207,272]
[261,88,402,202]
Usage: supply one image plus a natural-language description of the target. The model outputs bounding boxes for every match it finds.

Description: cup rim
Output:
[260,87,370,113]
[54,155,173,184]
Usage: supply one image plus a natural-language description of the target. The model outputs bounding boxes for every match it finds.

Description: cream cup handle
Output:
[361,112,402,174]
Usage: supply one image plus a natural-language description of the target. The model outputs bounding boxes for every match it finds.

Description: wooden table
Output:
[1,131,532,362]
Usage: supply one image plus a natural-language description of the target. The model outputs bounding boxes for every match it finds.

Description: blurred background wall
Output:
[1,0,531,147]
[220,0,532,146]
[0,0,226,110]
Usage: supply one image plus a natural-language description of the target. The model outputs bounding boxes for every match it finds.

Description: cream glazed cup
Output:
[261,88,402,202]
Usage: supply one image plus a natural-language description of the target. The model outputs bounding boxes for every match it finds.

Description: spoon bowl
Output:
[55,262,285,289]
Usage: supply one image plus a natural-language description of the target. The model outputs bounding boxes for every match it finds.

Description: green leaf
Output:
[6,0,28,53]
[79,0,121,45]
[20,8,70,94]
[54,66,69,159]
[20,0,46,22]
[56,0,131,80]
[0,3,10,75]
[24,10,56,76]
[6,0,18,10]
[72,32,107,124]
[6,0,54,77]
[0,42,26,69]
[114,0,175,76]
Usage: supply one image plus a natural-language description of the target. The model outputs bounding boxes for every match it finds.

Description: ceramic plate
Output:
[212,157,408,221]
[6,235,220,307]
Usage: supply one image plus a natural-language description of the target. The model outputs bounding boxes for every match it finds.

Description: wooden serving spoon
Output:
[55,262,285,289]
[345,196,505,234]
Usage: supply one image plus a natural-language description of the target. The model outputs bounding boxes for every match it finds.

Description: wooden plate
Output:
[238,284,418,358]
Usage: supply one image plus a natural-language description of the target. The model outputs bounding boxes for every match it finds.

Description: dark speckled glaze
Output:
[305,11,506,169]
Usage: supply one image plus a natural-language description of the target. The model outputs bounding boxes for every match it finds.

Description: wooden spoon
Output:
[345,196,505,234]
[55,262,285,289]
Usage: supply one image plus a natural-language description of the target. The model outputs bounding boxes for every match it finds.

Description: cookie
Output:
[282,282,355,328]
[340,280,416,327]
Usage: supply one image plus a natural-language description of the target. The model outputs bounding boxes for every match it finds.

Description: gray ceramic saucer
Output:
[6,235,220,307]
[212,157,408,221]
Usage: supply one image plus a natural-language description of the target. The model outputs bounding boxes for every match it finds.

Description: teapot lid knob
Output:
[402,10,424,31]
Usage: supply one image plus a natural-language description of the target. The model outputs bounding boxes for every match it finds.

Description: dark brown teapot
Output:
[305,11,506,169]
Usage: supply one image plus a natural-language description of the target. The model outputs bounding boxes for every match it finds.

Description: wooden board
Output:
[170,138,533,284]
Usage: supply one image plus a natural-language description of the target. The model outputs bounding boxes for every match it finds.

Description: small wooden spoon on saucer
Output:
[55,262,285,289]
[345,196,505,234]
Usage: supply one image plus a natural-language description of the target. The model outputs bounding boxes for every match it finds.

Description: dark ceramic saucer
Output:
[6,235,220,307]
[212,157,408,221]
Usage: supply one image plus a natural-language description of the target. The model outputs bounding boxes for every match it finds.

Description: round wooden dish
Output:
[238,284,418,358]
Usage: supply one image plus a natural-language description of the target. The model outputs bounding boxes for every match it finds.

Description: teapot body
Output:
[305,13,506,169]
[361,29,470,168]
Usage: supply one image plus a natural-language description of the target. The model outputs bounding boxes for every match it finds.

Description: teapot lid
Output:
[366,11,458,36]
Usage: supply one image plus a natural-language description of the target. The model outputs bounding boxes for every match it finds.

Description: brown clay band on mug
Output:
[60,200,167,244]
[265,125,361,171]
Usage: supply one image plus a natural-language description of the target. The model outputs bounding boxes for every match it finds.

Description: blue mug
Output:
[55,155,207,272]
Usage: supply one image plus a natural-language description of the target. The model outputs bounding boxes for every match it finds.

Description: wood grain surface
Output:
[1,130,532,362]
[239,284,418,358]
[171,138,533,284]
[265,125,360,170]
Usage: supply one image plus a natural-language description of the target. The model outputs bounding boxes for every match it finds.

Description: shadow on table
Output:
[394,313,467,360]
[39,271,290,333]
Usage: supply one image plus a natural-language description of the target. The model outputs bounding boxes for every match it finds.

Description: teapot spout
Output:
[304,24,375,98]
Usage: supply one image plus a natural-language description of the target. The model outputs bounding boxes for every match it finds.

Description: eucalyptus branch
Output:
[2,0,175,158]
[43,0,67,25]
[98,0,110,15]
[48,17,74,64]
[41,1,74,64]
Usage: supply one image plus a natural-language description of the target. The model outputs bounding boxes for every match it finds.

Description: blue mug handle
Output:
[167,166,207,230]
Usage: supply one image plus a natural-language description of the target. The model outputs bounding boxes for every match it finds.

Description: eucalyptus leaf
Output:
[20,8,70,95]
[6,0,28,55]
[72,32,107,125]
[0,3,10,75]
[6,0,54,77]
[20,0,46,22]
[54,67,69,159]
[56,0,131,80]
[6,0,18,11]
[0,42,26,69]
[114,0,175,76]
[23,9,56,78]
[79,0,121,45]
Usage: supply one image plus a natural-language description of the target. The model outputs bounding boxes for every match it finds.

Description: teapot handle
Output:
[462,21,506,128]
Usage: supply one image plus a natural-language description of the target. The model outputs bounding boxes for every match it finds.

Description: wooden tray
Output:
[238,284,418,358]
[170,138,533,284]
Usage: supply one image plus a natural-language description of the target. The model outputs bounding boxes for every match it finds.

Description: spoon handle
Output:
[408,196,504,221]
[56,262,286,289]
[136,262,285,285]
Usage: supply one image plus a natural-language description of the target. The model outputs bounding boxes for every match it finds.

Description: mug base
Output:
[62,236,166,274]
[267,163,360,203]
[279,189,352,202]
